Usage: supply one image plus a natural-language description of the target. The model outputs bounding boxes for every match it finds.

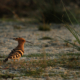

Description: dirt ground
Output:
[0,22,80,80]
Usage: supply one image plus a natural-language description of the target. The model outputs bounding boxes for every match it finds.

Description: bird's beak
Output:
[13,38,15,40]
[26,41,33,44]
[10,38,15,40]
[13,38,17,40]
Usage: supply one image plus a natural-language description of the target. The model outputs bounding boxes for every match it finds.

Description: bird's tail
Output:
[3,58,8,62]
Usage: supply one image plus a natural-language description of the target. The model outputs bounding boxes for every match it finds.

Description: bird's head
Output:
[13,37,26,42]
[13,37,32,43]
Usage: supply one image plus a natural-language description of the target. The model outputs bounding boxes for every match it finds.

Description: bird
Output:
[3,37,32,62]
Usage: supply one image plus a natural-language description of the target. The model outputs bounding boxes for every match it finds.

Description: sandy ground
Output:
[0,22,80,80]
[0,23,78,55]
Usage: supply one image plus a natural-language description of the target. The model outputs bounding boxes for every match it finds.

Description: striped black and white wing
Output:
[3,49,24,62]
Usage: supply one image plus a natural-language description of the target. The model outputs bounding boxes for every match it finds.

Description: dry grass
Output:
[3,53,80,70]
[0,51,80,79]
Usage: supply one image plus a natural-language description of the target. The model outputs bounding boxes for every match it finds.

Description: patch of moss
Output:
[0,74,17,79]
[38,24,50,31]
[21,68,44,78]
[40,36,52,40]
[13,25,22,29]
[22,53,54,57]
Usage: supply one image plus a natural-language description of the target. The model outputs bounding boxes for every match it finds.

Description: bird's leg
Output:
[17,59,19,61]
[17,59,20,63]
[14,59,15,62]
[13,59,16,64]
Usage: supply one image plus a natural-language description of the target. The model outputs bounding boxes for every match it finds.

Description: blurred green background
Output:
[0,0,80,23]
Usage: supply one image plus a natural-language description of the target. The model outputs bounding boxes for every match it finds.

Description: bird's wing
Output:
[8,49,24,59]
[3,49,24,62]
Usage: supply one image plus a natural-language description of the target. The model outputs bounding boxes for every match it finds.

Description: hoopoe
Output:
[3,37,31,62]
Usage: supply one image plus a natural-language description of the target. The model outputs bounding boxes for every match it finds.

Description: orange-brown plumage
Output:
[3,37,30,62]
